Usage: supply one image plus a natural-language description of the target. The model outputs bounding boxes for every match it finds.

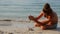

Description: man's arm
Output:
[36,11,44,20]
[41,16,52,25]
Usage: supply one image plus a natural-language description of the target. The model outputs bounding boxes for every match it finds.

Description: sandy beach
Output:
[0,20,60,34]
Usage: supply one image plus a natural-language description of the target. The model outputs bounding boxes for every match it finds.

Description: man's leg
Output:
[34,23,46,30]
[33,19,47,30]
[34,23,41,27]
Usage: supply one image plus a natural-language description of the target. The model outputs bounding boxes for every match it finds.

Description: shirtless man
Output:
[28,3,58,30]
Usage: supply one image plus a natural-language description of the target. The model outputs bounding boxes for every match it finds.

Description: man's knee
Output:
[34,23,40,27]
[40,26,46,30]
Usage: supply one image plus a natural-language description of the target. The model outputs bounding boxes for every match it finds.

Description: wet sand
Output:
[0,21,60,34]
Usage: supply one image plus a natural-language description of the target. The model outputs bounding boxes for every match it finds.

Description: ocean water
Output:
[0,0,60,20]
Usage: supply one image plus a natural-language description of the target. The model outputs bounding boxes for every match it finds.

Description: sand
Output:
[0,21,60,34]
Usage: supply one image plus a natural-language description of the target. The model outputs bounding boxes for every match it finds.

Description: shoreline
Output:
[0,20,59,34]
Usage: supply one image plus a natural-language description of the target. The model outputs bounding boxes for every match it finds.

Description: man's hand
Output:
[28,15,35,21]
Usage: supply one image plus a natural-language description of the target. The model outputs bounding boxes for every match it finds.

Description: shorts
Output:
[46,23,57,29]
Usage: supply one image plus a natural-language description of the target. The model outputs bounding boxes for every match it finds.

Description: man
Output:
[28,3,58,30]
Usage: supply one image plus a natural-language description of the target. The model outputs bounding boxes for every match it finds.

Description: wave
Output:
[0,18,31,23]
[0,19,11,21]
[0,19,60,23]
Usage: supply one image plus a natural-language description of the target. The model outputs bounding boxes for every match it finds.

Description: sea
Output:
[0,0,60,27]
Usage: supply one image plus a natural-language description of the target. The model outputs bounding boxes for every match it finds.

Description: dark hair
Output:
[43,3,53,15]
